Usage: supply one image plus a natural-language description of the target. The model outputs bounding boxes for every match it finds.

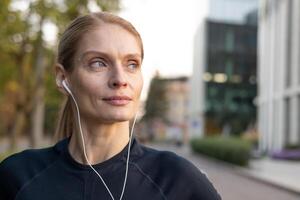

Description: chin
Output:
[99,112,133,123]
[112,114,133,122]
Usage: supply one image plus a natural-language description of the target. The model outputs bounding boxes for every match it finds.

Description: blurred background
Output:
[0,0,300,199]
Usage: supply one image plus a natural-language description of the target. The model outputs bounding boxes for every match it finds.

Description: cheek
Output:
[78,79,95,95]
[71,72,106,98]
[134,75,143,97]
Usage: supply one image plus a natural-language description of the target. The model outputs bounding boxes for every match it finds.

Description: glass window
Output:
[225,29,234,52]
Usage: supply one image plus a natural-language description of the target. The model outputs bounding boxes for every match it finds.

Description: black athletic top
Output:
[0,137,221,200]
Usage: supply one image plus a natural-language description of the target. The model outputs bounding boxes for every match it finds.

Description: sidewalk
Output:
[149,142,300,196]
[237,157,300,194]
[188,146,300,195]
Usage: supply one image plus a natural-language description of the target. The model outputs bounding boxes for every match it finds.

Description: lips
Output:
[102,96,132,106]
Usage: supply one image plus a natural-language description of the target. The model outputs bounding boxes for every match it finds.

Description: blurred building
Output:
[164,77,189,126]
[164,77,189,143]
[189,0,258,137]
[144,76,189,142]
[258,0,300,152]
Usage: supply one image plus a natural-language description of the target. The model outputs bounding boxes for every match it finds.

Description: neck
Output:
[68,120,130,165]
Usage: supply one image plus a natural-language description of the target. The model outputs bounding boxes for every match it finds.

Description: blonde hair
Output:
[54,12,143,141]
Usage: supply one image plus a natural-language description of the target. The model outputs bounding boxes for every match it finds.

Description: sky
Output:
[119,0,208,99]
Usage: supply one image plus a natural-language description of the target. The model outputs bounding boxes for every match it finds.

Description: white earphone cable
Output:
[65,81,136,200]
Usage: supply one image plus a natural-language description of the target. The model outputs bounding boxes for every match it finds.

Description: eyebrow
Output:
[79,50,142,61]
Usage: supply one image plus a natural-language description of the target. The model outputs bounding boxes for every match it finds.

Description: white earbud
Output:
[62,80,72,95]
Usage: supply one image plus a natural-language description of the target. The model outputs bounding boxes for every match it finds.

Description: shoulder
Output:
[136,144,221,199]
[0,145,60,199]
[0,146,58,174]
[0,138,67,174]
[138,144,202,176]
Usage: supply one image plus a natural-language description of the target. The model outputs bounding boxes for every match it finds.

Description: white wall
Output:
[189,22,207,138]
[258,0,300,152]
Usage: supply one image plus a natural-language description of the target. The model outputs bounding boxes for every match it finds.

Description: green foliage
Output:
[96,0,120,12]
[190,136,251,166]
[143,76,169,121]
[0,150,15,162]
[285,143,300,150]
[0,0,121,143]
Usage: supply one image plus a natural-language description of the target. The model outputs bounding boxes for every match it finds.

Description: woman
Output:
[0,12,221,200]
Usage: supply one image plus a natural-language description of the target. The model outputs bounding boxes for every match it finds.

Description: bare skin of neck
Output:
[68,120,130,165]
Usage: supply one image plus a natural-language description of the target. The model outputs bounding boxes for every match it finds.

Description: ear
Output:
[55,63,68,95]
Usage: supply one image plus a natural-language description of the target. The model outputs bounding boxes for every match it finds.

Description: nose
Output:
[108,66,128,89]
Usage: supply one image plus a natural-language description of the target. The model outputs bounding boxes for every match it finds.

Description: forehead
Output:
[77,24,141,58]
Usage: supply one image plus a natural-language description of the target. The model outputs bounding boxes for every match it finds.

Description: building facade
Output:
[144,76,189,142]
[258,0,300,152]
[191,20,257,135]
[189,0,258,137]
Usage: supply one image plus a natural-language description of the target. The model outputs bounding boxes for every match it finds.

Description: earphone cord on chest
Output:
[69,90,137,200]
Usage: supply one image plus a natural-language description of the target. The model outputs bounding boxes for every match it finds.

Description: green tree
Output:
[0,0,120,150]
[143,74,169,122]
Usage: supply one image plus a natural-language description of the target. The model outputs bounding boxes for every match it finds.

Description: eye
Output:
[127,61,140,70]
[89,59,107,69]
